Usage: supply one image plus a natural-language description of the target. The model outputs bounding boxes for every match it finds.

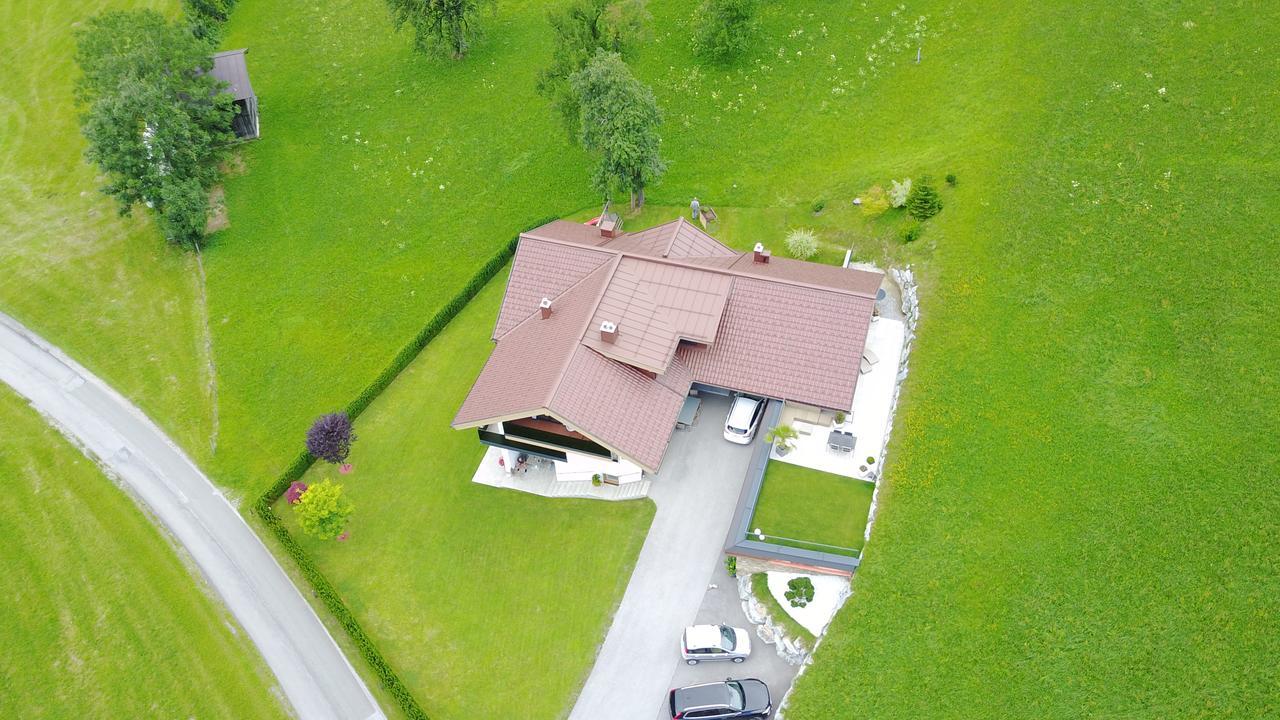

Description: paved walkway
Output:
[0,311,384,720]
[570,394,754,720]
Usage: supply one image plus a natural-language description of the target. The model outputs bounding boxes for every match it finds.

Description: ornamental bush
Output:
[784,228,819,260]
[900,223,923,243]
[889,178,912,208]
[906,175,943,220]
[785,576,815,608]
[294,479,354,540]
[307,412,356,464]
[860,185,891,217]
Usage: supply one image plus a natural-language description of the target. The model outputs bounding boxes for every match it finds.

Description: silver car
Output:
[681,624,752,665]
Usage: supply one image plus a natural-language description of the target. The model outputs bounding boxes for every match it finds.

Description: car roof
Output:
[673,681,735,710]
[727,396,760,426]
[685,624,728,650]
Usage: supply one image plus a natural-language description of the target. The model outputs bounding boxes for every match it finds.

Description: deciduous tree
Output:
[537,0,647,135]
[690,0,758,62]
[306,412,357,465]
[570,50,665,210]
[75,10,234,248]
[385,0,491,58]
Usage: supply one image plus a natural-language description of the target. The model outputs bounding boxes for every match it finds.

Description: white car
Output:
[681,624,752,665]
[723,395,765,444]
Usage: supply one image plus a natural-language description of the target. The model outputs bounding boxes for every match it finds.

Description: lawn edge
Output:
[250,217,556,720]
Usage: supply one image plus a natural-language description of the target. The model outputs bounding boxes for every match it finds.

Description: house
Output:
[451,217,883,484]
[210,49,259,140]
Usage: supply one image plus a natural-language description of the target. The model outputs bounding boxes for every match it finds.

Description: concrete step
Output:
[548,480,593,497]
[613,480,651,500]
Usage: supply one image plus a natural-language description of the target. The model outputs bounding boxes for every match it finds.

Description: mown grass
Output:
[4,0,1276,716]
[784,2,1280,718]
[750,462,875,556]
[0,387,287,720]
[0,0,215,470]
[276,274,654,720]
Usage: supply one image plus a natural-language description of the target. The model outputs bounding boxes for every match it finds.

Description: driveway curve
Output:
[0,311,384,720]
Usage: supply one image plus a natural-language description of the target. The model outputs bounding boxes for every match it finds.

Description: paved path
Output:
[570,395,754,720]
[0,311,384,720]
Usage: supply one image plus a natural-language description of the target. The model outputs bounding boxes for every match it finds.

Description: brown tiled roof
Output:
[601,217,739,259]
[492,237,614,340]
[582,257,733,373]
[453,218,883,471]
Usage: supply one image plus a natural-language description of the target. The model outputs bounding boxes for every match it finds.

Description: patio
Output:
[770,316,906,479]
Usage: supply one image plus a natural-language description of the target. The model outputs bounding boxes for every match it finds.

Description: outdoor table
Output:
[827,429,856,453]
[676,395,702,429]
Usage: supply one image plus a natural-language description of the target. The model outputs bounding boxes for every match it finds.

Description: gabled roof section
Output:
[550,347,690,471]
[211,49,254,101]
[679,277,875,410]
[455,259,616,426]
[582,257,733,374]
[493,237,614,340]
[601,217,737,259]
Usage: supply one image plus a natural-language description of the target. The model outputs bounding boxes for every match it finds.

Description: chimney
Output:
[539,297,553,320]
[753,242,771,264]
[599,212,622,239]
[600,320,618,343]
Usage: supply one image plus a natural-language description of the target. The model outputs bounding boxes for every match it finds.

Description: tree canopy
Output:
[294,480,354,540]
[74,10,234,247]
[906,175,943,220]
[570,50,665,210]
[537,0,647,136]
[306,412,357,465]
[385,0,491,58]
[690,0,758,62]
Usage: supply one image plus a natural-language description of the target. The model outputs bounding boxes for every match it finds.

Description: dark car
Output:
[669,678,771,719]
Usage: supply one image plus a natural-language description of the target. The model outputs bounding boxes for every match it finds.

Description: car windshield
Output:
[726,681,745,710]
[720,626,737,650]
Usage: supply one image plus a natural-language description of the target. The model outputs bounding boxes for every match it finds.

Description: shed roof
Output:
[453,218,883,471]
[211,49,254,101]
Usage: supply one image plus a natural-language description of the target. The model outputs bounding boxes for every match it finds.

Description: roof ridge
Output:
[548,255,621,407]
[519,232,879,299]
[662,217,685,258]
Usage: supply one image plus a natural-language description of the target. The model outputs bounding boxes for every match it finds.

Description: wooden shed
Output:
[210,49,259,140]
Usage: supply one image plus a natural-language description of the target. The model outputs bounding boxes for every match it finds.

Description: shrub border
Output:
[251,218,555,720]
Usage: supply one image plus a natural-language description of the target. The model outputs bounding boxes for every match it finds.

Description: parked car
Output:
[723,395,765,444]
[681,624,752,665]
[669,678,771,719]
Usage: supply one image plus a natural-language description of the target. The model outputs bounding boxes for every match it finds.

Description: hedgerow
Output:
[252,217,554,720]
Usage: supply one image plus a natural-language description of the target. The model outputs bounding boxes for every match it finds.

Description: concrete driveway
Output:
[657,561,801,720]
[0,311,384,720]
[570,394,754,720]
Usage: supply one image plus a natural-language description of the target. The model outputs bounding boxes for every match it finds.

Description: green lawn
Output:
[750,462,874,556]
[0,387,286,719]
[0,0,216,471]
[3,0,1276,717]
[277,274,654,720]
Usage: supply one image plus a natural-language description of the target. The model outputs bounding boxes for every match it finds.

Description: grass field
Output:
[278,274,653,720]
[750,463,875,556]
[0,0,216,469]
[3,0,1277,717]
[0,387,286,719]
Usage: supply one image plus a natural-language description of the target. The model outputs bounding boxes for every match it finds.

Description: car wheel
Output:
[686,659,698,666]
[732,657,745,663]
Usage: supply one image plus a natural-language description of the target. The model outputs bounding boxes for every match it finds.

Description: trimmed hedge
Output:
[252,217,555,720]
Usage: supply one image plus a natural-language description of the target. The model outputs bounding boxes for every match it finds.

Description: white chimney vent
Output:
[539,297,553,319]
[600,320,618,343]
[753,243,771,264]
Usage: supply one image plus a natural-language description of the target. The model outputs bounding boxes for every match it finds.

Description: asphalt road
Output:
[0,311,384,720]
